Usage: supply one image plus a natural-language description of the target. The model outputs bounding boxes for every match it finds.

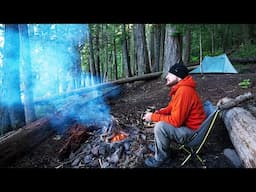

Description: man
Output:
[143,63,206,167]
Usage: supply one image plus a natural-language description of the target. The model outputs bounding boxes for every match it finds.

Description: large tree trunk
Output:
[1,24,25,132]
[89,25,96,77]
[163,25,182,76]
[182,27,191,64]
[134,24,150,75]
[19,24,36,124]
[95,25,101,81]
[122,24,131,78]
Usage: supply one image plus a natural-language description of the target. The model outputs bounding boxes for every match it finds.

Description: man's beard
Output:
[166,79,178,87]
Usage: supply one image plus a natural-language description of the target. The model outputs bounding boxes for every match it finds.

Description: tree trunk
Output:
[134,24,150,75]
[1,24,25,132]
[95,25,101,82]
[221,107,256,168]
[89,24,96,77]
[113,38,118,80]
[159,24,166,72]
[122,24,131,78]
[182,28,191,64]
[152,24,161,72]
[163,25,182,76]
[19,24,36,124]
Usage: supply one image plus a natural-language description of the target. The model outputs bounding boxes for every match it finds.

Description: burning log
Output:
[58,123,91,160]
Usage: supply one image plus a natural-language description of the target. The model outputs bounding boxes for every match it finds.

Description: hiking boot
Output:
[144,156,166,168]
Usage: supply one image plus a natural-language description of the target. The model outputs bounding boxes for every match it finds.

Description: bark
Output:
[159,24,166,71]
[95,25,101,79]
[89,25,96,76]
[110,71,162,85]
[152,24,161,72]
[218,92,256,168]
[163,25,182,76]
[217,92,253,110]
[182,28,191,64]
[134,24,150,75]
[221,107,256,168]
[122,24,131,78]
[0,117,54,166]
[113,38,118,80]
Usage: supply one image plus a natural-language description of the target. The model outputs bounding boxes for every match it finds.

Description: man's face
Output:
[165,72,180,87]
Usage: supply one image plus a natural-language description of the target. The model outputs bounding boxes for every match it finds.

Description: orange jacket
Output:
[151,75,206,131]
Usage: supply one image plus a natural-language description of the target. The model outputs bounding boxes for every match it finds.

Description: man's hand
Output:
[143,112,153,122]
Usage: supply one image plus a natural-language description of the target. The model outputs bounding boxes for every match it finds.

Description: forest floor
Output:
[8,64,256,168]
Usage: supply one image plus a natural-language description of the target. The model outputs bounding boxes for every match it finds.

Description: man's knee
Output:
[154,121,169,135]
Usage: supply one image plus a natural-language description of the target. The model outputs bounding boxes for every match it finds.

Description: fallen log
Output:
[0,116,54,167]
[35,72,162,105]
[217,92,253,110]
[230,57,256,64]
[221,107,256,168]
[218,92,256,168]
[0,85,120,167]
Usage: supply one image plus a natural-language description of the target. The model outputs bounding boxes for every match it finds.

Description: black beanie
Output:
[168,63,189,79]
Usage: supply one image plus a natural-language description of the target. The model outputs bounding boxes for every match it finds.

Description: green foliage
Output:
[238,79,251,88]
[232,43,256,57]
[191,56,199,62]
[233,63,249,73]
[204,49,223,57]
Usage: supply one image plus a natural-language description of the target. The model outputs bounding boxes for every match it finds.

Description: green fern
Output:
[238,79,251,88]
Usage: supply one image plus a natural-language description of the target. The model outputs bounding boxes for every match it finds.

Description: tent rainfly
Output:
[190,54,238,74]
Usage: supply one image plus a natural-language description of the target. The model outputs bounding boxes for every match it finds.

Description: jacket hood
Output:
[169,75,196,96]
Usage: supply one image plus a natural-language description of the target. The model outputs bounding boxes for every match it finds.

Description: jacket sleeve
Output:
[155,103,172,115]
[151,88,191,127]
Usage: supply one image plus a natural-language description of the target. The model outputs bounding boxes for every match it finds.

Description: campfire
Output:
[58,115,129,160]
[100,116,129,143]
[54,113,148,168]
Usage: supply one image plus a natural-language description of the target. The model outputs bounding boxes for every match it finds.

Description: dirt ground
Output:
[8,65,256,168]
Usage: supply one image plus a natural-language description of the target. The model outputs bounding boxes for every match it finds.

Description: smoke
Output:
[49,80,121,135]
[30,24,89,98]
[0,24,121,133]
